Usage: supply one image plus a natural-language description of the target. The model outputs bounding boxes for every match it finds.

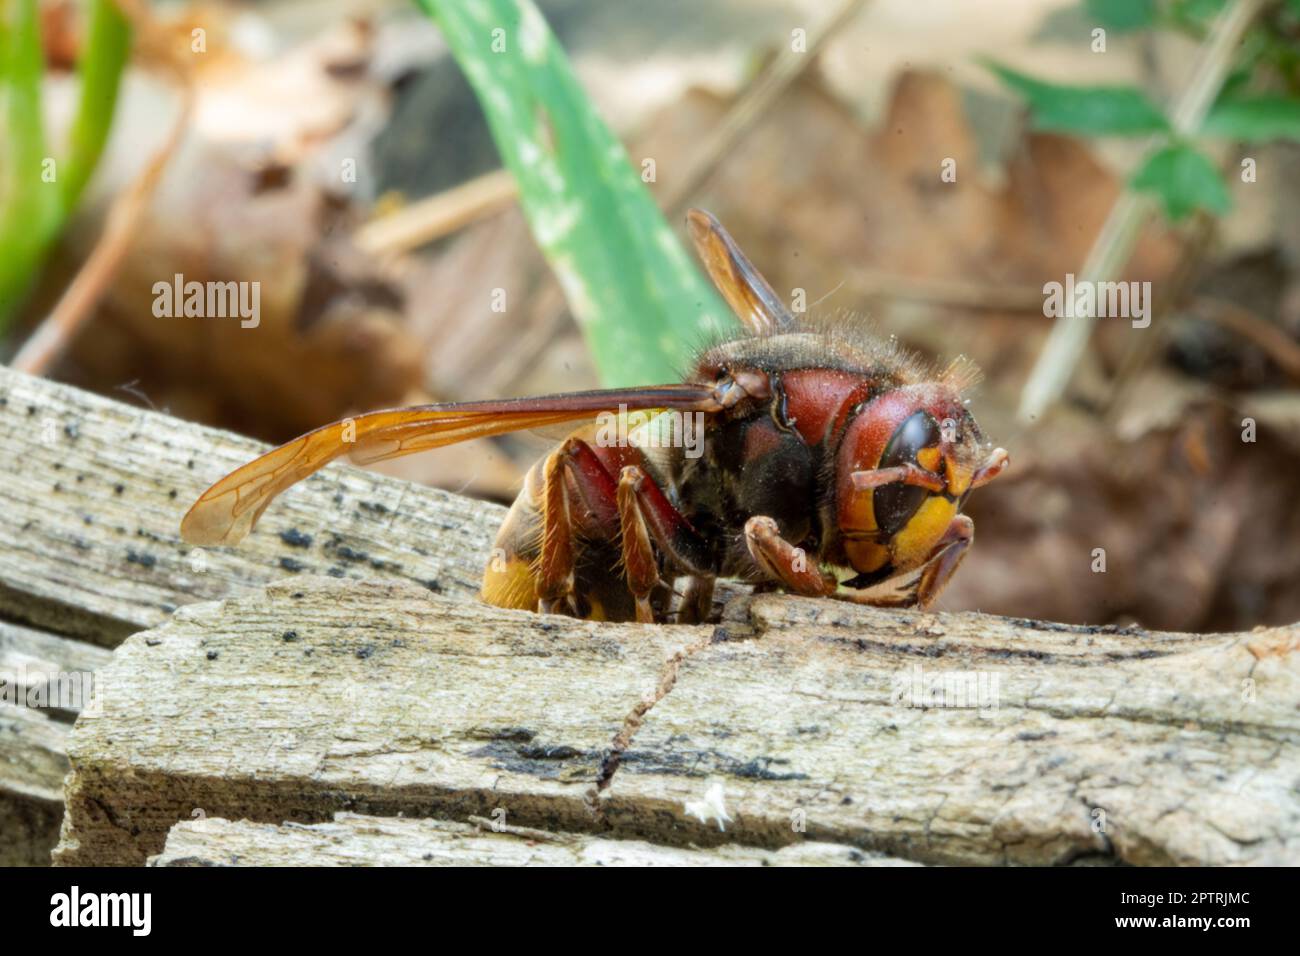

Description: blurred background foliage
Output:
[0,0,129,330]
[987,0,1300,221]
[3,0,1300,632]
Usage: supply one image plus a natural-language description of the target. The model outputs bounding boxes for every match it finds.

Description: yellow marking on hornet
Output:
[481,555,539,611]
[891,495,957,570]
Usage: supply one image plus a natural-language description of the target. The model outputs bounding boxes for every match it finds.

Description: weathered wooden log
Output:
[149,812,914,866]
[53,576,1300,866]
[4,366,1300,866]
[0,363,504,862]
[0,700,70,866]
[0,621,111,865]
[0,365,502,648]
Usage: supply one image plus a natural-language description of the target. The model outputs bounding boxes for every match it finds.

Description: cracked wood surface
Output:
[0,365,501,647]
[0,699,70,866]
[54,576,1300,866]
[0,621,111,865]
[149,813,915,866]
[0,364,502,863]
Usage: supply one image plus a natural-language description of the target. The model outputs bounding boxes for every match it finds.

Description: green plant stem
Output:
[62,0,130,210]
[0,0,130,333]
[0,0,58,321]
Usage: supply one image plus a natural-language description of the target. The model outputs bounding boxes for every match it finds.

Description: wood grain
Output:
[1,621,111,864]
[54,576,1300,866]
[150,812,915,866]
[0,365,503,647]
[0,363,505,863]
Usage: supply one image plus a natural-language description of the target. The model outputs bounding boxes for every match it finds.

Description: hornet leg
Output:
[616,465,715,624]
[838,514,973,610]
[677,575,716,625]
[535,438,617,616]
[743,516,837,598]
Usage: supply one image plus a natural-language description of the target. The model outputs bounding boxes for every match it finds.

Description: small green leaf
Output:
[1130,144,1230,221]
[1202,95,1300,142]
[984,60,1169,136]
[1083,0,1156,32]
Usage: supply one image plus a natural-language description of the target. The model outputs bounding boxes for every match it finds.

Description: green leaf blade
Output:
[1201,94,1300,143]
[983,60,1169,136]
[414,0,733,388]
[0,0,60,326]
[1083,0,1157,32]
[61,0,131,211]
[1130,143,1230,221]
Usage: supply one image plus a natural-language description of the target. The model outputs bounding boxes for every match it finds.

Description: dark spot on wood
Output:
[282,630,298,642]
[1098,623,1146,636]
[168,489,178,500]
[424,580,443,593]
[731,756,808,781]
[279,528,314,549]
[63,423,79,440]
[206,650,219,660]
[114,484,125,495]
[470,727,535,742]
[981,646,1052,661]
[279,557,306,573]
[327,566,347,578]
[356,644,375,660]
[1015,730,1057,742]
[469,741,596,779]
[1004,616,1142,637]
[1104,649,1168,661]
[518,744,580,760]
[126,549,158,568]
[846,636,947,658]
